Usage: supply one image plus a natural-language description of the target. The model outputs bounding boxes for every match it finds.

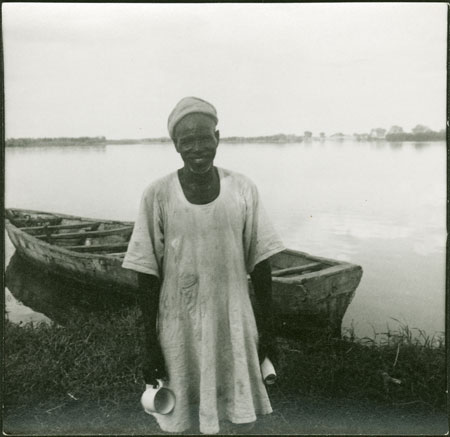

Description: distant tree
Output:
[412,124,432,134]
[319,132,325,138]
[304,131,312,138]
[388,125,404,135]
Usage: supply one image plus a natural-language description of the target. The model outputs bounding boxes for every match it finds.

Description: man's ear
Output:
[215,129,220,144]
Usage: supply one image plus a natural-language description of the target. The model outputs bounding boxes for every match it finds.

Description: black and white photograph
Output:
[3,3,448,435]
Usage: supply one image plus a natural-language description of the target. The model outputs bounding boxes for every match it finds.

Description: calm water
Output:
[5,140,446,338]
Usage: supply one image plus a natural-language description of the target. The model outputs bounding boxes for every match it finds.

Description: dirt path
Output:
[4,393,447,435]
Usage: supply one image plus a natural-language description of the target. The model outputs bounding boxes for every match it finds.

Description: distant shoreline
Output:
[5,132,446,147]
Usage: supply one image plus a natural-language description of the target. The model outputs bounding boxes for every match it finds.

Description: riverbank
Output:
[4,308,447,434]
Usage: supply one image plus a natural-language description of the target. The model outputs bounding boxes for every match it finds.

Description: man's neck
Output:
[178,165,220,205]
[180,165,216,186]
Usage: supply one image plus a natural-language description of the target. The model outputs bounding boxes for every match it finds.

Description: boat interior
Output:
[6,209,131,258]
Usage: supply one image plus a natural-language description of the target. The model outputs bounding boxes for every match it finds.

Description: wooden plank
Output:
[7,208,134,229]
[23,222,101,233]
[270,248,341,270]
[272,262,323,277]
[36,226,133,240]
[9,217,63,228]
[6,208,62,224]
[65,242,129,253]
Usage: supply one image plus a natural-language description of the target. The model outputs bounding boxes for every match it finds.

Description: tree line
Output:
[354,125,445,142]
[5,137,107,147]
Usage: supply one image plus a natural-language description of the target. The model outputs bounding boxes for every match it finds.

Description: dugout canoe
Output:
[5,208,363,337]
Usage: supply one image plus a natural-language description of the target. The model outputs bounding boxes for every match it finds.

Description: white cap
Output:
[168,97,218,139]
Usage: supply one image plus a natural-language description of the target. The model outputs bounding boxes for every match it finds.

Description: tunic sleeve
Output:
[243,180,285,273]
[122,184,164,278]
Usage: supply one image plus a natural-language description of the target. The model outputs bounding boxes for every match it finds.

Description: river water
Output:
[4,140,446,338]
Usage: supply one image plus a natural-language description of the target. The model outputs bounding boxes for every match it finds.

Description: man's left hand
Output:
[258,331,279,366]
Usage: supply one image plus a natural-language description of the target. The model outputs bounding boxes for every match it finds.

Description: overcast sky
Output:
[3,3,447,139]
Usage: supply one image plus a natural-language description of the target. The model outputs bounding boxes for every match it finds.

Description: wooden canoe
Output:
[5,208,363,337]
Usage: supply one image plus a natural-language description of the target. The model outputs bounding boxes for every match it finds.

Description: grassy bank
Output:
[4,308,447,434]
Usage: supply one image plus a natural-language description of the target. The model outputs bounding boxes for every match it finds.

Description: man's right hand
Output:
[137,273,166,387]
[143,342,168,387]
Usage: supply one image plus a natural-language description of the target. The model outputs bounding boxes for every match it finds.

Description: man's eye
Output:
[201,137,215,145]
[181,138,211,148]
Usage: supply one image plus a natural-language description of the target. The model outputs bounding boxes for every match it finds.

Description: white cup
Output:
[141,379,176,415]
[261,357,277,385]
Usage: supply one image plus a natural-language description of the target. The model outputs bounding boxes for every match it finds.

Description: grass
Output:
[5,309,144,406]
[4,308,447,435]
[276,322,446,410]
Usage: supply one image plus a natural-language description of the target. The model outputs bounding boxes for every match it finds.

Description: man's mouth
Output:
[186,156,213,174]
[191,156,210,164]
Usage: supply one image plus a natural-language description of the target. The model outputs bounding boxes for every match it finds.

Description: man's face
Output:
[174,113,219,174]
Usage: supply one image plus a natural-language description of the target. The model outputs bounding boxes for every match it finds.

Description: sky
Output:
[3,3,447,139]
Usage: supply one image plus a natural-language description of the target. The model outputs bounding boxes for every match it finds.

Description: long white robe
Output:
[123,167,285,434]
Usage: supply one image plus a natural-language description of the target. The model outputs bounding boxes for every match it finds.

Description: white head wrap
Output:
[168,97,218,140]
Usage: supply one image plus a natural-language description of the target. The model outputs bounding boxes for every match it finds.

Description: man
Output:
[122,97,285,434]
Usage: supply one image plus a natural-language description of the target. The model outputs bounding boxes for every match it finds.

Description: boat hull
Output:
[265,264,362,337]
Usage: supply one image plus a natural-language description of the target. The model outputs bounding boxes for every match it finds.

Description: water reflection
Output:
[370,141,386,150]
[386,141,403,150]
[5,253,136,326]
[412,142,431,151]
[5,288,51,325]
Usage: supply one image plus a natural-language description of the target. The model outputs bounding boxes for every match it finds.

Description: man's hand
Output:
[250,259,279,367]
[258,330,279,366]
[143,342,168,387]
[137,273,166,386]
